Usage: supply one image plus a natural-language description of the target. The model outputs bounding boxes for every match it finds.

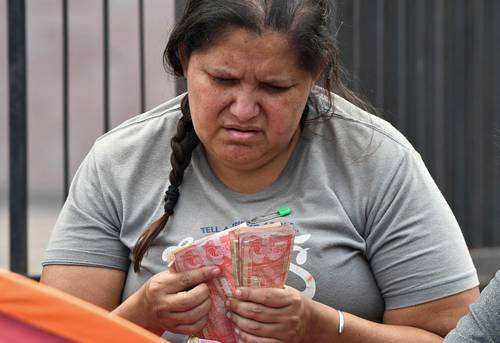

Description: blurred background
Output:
[2,0,499,285]
[1,0,176,275]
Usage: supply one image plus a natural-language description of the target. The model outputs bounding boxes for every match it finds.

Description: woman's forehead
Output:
[189,28,305,74]
[206,27,292,52]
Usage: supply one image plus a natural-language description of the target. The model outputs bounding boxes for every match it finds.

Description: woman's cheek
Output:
[267,105,302,134]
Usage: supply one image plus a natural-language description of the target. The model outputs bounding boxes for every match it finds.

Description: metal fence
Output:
[7,0,500,280]
[335,0,500,252]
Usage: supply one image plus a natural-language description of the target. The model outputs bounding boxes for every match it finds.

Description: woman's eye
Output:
[211,76,237,85]
[263,84,290,93]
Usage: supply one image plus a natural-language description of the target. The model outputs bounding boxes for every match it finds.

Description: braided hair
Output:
[132,96,198,271]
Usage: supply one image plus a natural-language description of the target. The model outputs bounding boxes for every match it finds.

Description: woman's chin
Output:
[209,147,269,171]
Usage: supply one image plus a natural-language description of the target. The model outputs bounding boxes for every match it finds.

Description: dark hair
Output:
[132,96,198,271]
[133,0,363,271]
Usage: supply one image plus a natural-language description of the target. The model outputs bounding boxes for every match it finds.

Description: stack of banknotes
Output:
[169,222,295,343]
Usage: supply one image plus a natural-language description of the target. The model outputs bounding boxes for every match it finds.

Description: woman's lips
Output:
[225,127,260,140]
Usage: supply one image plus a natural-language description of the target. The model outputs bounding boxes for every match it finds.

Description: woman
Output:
[41,1,479,342]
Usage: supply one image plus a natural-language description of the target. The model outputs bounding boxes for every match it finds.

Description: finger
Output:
[227,298,283,324]
[172,315,209,336]
[158,296,211,325]
[166,283,210,312]
[234,327,281,343]
[235,287,293,308]
[167,266,220,293]
[228,311,282,339]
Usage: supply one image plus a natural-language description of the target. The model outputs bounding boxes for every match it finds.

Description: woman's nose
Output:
[229,90,260,121]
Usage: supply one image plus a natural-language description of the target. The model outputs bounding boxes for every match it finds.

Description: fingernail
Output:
[211,267,220,276]
[225,300,230,308]
[226,312,231,319]
[234,327,240,335]
[235,289,242,298]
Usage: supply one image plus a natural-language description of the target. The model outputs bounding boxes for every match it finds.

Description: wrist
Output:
[304,298,320,337]
[112,281,163,335]
[305,301,343,342]
[303,299,326,342]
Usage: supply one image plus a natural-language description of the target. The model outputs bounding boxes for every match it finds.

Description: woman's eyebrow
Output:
[260,77,298,85]
[206,66,237,77]
[207,65,297,84]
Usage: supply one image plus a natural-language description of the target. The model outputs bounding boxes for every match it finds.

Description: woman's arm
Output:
[41,265,126,311]
[383,288,479,338]
[313,287,479,343]
[41,264,221,336]
[227,286,479,343]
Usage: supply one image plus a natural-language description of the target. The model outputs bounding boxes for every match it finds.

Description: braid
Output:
[132,95,199,272]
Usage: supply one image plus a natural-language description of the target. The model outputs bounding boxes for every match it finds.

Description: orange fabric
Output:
[0,270,168,343]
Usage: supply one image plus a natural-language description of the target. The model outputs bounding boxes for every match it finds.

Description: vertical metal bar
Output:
[375,0,384,111]
[423,1,436,176]
[433,0,446,189]
[103,0,110,132]
[397,1,406,133]
[62,0,70,200]
[405,1,417,144]
[453,0,467,237]
[357,1,378,104]
[175,0,187,94]
[138,0,146,112]
[381,0,398,125]
[494,0,500,245]
[444,0,455,203]
[478,0,487,246]
[415,0,426,155]
[480,0,494,246]
[335,0,354,86]
[464,0,476,245]
[351,0,360,93]
[468,0,485,246]
[8,0,28,274]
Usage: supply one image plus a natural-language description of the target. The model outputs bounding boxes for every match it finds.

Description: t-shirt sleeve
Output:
[42,145,130,271]
[364,150,479,310]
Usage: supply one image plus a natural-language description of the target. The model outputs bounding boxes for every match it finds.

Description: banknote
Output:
[170,232,238,343]
[234,223,295,288]
[169,222,295,342]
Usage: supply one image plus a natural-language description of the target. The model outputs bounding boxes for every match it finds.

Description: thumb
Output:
[170,266,220,292]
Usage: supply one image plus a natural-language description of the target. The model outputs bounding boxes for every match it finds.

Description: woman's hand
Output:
[225,286,315,343]
[126,266,221,336]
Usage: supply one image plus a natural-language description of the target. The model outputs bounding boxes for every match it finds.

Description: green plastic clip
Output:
[278,207,292,217]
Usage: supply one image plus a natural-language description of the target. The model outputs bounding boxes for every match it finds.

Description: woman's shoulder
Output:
[330,94,415,153]
[91,94,184,158]
[99,94,183,143]
[307,91,418,167]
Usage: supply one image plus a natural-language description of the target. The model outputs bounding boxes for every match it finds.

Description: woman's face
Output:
[184,28,316,174]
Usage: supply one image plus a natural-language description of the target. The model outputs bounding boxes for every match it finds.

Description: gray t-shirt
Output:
[444,270,500,343]
[43,92,478,342]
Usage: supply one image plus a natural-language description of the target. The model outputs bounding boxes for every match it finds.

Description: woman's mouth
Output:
[225,127,260,140]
